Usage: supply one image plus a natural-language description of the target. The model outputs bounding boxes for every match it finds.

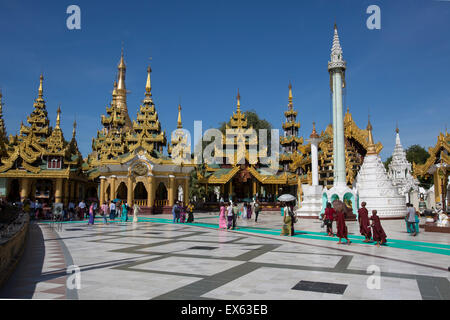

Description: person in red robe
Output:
[333,200,351,245]
[323,202,335,236]
[371,210,387,247]
[358,202,372,242]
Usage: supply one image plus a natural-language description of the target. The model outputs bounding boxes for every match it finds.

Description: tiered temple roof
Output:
[86,57,169,174]
[0,75,84,176]
[280,83,304,173]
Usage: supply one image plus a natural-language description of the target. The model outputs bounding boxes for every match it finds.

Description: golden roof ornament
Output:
[288,82,293,108]
[177,103,182,129]
[236,88,241,112]
[366,115,377,155]
[310,121,320,139]
[38,74,44,100]
[145,66,152,97]
[117,48,126,91]
[55,106,61,129]
[72,119,77,139]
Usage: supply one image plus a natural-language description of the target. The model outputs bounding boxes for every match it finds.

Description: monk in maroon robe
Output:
[358,202,372,242]
[371,210,387,247]
[333,200,351,245]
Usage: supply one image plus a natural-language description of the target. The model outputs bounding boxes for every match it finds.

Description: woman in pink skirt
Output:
[219,202,227,229]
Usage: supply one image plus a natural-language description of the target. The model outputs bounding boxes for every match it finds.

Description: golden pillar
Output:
[55,178,63,203]
[168,175,175,206]
[74,181,79,201]
[20,178,30,202]
[127,175,134,205]
[228,181,232,197]
[64,179,69,205]
[184,177,189,205]
[147,175,155,207]
[99,176,106,205]
[275,184,279,196]
[252,180,257,196]
[110,176,117,201]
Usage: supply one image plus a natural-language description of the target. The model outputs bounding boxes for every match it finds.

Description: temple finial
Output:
[367,115,377,155]
[55,105,61,129]
[145,65,152,97]
[310,121,319,139]
[72,117,77,139]
[177,103,182,129]
[288,82,293,107]
[396,122,399,134]
[38,74,44,99]
[117,47,126,91]
[236,88,241,111]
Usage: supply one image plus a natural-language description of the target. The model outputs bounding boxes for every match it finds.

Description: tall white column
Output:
[311,138,319,186]
[333,71,346,187]
[328,24,347,188]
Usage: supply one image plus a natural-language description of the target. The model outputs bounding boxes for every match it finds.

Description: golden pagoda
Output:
[0,75,86,204]
[84,57,194,213]
[198,90,298,206]
[413,130,449,206]
[280,83,304,173]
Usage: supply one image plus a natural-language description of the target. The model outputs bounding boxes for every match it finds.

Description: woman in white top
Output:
[226,203,233,230]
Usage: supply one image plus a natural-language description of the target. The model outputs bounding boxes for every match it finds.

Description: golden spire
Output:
[145,66,152,97]
[310,121,319,139]
[366,115,377,155]
[112,81,118,96]
[38,74,44,99]
[288,82,293,108]
[117,48,126,91]
[177,103,182,129]
[395,122,399,134]
[236,89,241,112]
[72,118,77,139]
[55,105,61,129]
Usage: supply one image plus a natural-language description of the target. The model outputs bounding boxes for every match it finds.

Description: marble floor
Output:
[1,212,449,300]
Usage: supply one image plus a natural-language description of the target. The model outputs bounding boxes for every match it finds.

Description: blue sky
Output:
[0,0,449,160]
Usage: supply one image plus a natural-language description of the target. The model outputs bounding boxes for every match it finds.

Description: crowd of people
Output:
[11,194,445,249]
[217,200,262,230]
[171,201,195,224]
[18,198,141,225]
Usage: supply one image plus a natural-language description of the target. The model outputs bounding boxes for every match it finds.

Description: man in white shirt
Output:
[109,201,116,220]
[406,203,417,236]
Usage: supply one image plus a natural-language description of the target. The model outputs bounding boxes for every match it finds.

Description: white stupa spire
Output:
[356,121,407,218]
[328,24,346,71]
[388,126,420,198]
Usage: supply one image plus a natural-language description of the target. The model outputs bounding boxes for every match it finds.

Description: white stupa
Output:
[387,126,419,202]
[355,118,407,218]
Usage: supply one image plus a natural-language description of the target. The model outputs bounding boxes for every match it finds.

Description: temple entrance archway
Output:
[87,187,97,200]
[7,179,20,203]
[155,182,168,206]
[105,185,110,202]
[35,179,53,203]
[134,182,148,203]
[116,182,127,201]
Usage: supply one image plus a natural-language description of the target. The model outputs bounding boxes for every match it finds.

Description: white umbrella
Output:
[278,194,296,202]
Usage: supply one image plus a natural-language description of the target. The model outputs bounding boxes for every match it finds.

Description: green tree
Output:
[383,156,392,171]
[406,145,430,165]
[406,145,432,188]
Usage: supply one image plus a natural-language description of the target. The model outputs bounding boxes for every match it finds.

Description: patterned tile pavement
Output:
[0,212,449,300]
